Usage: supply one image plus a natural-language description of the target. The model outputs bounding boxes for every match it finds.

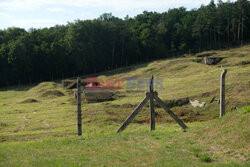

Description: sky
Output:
[0,0,237,30]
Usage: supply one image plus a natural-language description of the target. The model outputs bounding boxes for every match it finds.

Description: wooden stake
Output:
[220,69,227,117]
[117,93,150,133]
[153,92,187,130]
[149,75,155,131]
[77,77,82,136]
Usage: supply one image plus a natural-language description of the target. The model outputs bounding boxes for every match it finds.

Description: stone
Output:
[189,99,206,108]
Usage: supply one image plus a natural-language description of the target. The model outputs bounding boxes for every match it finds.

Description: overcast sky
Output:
[0,0,237,30]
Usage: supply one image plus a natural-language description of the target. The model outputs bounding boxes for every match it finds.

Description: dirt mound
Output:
[26,82,66,98]
[28,82,58,94]
[20,98,38,103]
[41,90,65,98]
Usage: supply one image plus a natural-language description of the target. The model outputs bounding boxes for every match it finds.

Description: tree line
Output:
[0,0,250,87]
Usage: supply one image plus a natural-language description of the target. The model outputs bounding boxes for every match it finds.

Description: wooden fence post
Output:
[77,77,82,135]
[220,69,227,117]
[150,75,155,131]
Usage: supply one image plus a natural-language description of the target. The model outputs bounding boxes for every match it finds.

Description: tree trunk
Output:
[218,26,221,49]
[210,27,212,49]
[214,26,217,49]
[227,17,230,47]
[241,9,244,46]
[238,17,241,44]
[112,40,115,68]
[121,37,125,67]
[199,29,202,51]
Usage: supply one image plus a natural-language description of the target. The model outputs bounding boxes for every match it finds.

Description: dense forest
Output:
[0,0,250,87]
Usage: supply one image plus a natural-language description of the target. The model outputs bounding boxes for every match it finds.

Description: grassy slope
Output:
[0,45,249,166]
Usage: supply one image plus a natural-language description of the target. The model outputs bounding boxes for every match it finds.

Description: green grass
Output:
[241,106,250,114]
[200,154,212,163]
[0,45,250,166]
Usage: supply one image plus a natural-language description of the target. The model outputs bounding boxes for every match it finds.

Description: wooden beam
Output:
[117,93,150,133]
[153,92,187,130]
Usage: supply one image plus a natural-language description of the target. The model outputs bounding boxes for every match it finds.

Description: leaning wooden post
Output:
[153,92,187,130]
[77,77,82,135]
[150,75,155,131]
[117,93,150,133]
[220,69,227,117]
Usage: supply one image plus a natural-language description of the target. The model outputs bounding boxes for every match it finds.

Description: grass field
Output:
[0,45,249,166]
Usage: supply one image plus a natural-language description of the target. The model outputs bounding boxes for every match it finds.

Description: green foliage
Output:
[0,0,250,88]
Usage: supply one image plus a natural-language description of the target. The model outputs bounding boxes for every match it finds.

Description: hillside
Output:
[0,45,249,166]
